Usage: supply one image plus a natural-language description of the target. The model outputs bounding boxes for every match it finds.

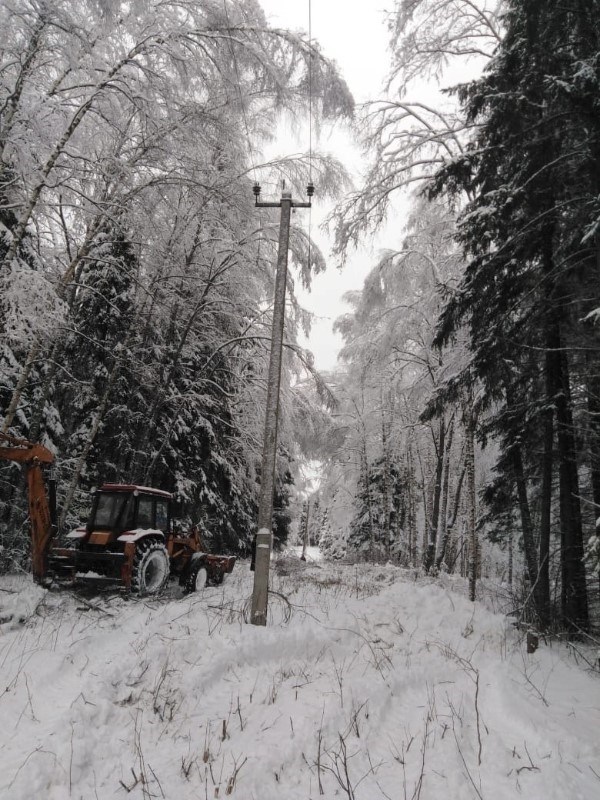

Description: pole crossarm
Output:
[255,201,312,208]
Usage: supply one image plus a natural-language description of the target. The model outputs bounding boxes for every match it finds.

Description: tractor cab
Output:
[86,484,172,539]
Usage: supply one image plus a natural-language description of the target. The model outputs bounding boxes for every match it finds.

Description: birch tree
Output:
[321,199,470,567]
[330,0,504,256]
[0,0,354,560]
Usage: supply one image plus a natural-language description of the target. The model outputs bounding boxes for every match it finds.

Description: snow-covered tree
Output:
[429,0,600,631]
[0,0,354,564]
[322,199,470,569]
[330,0,504,256]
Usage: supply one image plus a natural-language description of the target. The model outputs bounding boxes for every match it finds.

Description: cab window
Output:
[137,496,154,528]
[155,500,169,532]
[93,493,132,529]
[94,494,116,528]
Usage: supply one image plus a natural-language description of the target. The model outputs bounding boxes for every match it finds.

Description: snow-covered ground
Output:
[1,559,599,800]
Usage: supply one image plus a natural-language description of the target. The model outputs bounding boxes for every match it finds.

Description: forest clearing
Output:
[1,557,599,800]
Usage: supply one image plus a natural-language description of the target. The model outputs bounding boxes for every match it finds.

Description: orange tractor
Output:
[0,431,235,594]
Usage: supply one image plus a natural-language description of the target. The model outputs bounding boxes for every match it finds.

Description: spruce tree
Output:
[430,0,600,631]
[55,227,138,523]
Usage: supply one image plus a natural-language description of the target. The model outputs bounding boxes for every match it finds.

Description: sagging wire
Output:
[222,0,257,182]
[222,0,265,289]
[307,0,313,279]
[308,0,313,185]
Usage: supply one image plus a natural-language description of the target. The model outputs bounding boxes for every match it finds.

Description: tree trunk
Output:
[406,442,417,565]
[361,440,376,559]
[586,368,600,513]
[585,356,600,600]
[440,457,466,573]
[511,446,539,592]
[424,416,445,573]
[554,345,589,633]
[416,448,431,563]
[1,343,42,433]
[537,346,555,628]
[381,403,392,557]
[0,15,47,168]
[435,421,457,570]
[465,400,477,602]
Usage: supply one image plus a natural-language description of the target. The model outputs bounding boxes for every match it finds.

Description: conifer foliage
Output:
[429,0,600,631]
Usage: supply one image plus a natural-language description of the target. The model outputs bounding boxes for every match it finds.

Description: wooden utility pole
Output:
[250,182,313,626]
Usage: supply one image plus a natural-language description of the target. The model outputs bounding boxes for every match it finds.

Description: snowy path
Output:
[1,561,599,799]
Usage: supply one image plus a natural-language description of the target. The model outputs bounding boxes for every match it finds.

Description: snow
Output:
[290,544,323,562]
[118,529,165,542]
[1,562,599,799]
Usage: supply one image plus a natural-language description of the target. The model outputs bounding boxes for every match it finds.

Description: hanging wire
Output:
[222,0,266,285]
[308,0,313,184]
[307,0,313,276]
[222,0,258,181]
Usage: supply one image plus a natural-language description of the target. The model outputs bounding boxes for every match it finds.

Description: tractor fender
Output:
[117,528,166,543]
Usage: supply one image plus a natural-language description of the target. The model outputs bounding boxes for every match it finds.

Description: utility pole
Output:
[250,181,313,626]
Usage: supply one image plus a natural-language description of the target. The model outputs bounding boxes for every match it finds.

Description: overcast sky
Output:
[260,1,390,102]
[258,1,395,371]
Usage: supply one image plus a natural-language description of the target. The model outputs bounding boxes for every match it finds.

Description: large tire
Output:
[182,560,208,594]
[131,538,170,596]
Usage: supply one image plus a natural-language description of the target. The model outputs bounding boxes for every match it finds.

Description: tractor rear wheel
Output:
[131,539,170,595]
[183,560,208,594]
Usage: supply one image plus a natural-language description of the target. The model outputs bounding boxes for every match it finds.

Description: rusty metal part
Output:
[88,532,111,545]
[0,431,54,465]
[122,542,135,589]
[0,432,55,580]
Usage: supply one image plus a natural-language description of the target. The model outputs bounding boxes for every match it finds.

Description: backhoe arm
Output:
[0,432,55,581]
[0,432,54,464]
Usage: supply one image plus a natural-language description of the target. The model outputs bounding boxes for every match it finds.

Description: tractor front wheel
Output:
[183,560,208,594]
[131,539,170,596]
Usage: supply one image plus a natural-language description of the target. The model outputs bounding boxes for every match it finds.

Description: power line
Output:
[308,0,313,279]
[222,0,257,180]
[222,0,266,286]
[308,0,313,184]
